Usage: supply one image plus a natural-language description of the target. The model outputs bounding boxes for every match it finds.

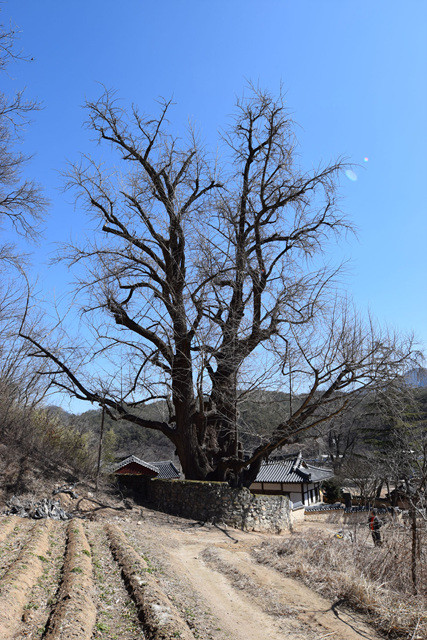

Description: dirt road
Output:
[120,508,383,640]
[0,508,383,640]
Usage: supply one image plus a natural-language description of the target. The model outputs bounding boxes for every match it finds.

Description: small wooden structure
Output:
[113,456,159,478]
[112,456,180,495]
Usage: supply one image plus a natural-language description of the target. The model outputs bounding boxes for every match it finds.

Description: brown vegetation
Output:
[253,523,427,639]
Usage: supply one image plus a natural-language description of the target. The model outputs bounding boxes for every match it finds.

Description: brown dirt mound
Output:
[0,519,51,639]
[0,515,18,544]
[44,520,96,640]
[105,522,195,640]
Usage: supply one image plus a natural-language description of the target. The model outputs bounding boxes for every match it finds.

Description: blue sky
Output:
[2,1,426,409]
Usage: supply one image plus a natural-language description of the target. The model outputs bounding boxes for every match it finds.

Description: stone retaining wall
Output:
[147,478,291,533]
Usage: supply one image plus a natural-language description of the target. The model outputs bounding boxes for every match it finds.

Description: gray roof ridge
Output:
[112,455,159,473]
[291,451,303,472]
[153,460,181,473]
[295,467,311,481]
[307,463,333,472]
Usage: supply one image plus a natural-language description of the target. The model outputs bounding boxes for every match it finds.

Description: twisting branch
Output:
[20,85,419,485]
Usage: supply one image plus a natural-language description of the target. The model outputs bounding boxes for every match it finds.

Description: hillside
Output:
[49,386,427,467]
[55,391,297,464]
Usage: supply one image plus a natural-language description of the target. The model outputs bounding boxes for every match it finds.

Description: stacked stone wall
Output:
[147,479,291,533]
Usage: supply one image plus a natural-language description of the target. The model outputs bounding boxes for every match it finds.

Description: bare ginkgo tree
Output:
[21,86,418,486]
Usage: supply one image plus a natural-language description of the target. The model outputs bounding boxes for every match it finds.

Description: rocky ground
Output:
[0,491,386,640]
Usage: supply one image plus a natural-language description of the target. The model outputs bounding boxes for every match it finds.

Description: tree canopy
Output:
[22,86,417,486]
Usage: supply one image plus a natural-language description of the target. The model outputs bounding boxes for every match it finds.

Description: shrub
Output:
[321,478,342,503]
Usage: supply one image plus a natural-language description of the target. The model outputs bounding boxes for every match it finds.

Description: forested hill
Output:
[51,391,295,463]
[50,384,427,466]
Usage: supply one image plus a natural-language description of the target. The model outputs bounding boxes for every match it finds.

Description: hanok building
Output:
[112,456,180,494]
[250,453,333,510]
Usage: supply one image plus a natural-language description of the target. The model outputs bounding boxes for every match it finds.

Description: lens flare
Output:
[345,169,358,182]
[364,157,369,162]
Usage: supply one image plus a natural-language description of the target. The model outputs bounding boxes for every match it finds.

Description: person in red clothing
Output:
[369,508,383,546]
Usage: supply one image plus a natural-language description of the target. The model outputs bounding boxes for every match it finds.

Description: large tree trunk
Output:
[170,335,211,480]
[173,426,211,480]
[172,363,247,484]
[205,365,242,482]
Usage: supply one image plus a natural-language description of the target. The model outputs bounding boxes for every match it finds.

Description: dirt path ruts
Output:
[209,545,382,640]
[173,542,288,640]
[122,513,383,640]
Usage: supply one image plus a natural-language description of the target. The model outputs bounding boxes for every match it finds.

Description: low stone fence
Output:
[304,507,344,524]
[147,478,291,533]
[291,506,305,523]
[304,504,398,525]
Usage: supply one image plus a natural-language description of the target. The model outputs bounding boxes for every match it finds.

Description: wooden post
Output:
[410,504,418,595]
[95,402,106,494]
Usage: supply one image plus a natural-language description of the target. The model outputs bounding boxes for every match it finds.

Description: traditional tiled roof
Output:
[255,456,333,484]
[256,459,302,483]
[112,456,180,479]
[152,460,181,479]
[112,455,159,474]
[306,465,334,482]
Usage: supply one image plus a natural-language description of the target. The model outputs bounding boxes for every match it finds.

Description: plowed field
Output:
[0,508,383,640]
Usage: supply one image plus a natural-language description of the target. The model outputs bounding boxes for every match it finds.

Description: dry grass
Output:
[253,522,427,639]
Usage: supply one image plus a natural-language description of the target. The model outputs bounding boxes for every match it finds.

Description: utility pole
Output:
[95,399,106,494]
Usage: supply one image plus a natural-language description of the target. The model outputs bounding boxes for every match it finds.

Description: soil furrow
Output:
[12,520,67,640]
[105,522,195,640]
[43,520,96,640]
[85,522,143,640]
[0,517,37,578]
[0,516,19,544]
[0,519,52,639]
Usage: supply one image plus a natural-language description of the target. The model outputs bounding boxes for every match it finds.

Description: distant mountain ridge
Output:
[404,367,427,388]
